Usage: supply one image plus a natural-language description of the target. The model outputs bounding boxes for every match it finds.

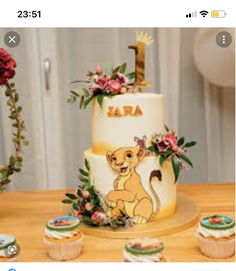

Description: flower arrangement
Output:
[67,63,135,108]
[62,159,132,228]
[147,125,196,183]
[0,48,28,191]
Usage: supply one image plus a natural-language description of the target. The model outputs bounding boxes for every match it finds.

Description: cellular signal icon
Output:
[186,11,197,18]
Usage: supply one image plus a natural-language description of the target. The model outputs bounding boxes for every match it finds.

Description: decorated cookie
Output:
[123,239,166,262]
[44,216,84,261]
[0,234,19,261]
[196,215,235,259]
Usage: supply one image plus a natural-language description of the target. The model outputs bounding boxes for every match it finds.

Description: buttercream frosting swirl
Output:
[45,228,78,239]
[0,249,7,257]
[123,250,162,262]
[197,225,235,239]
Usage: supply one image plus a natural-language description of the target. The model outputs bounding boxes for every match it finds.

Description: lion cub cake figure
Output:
[106,145,160,224]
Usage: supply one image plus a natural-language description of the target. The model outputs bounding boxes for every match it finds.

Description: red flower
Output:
[0,48,16,85]
[107,80,122,92]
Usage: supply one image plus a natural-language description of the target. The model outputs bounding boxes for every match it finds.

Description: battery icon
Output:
[211,10,227,18]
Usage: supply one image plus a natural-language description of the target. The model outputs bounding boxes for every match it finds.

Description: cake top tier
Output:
[92,92,164,155]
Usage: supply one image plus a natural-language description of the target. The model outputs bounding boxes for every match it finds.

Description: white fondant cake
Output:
[92,93,164,155]
[84,92,176,224]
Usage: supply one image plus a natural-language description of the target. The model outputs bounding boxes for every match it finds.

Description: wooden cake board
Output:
[80,196,200,239]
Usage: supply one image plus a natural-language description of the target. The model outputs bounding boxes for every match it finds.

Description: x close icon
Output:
[4,31,21,48]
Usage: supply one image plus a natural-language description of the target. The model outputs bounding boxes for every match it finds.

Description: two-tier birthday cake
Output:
[65,32,196,227]
[84,93,176,223]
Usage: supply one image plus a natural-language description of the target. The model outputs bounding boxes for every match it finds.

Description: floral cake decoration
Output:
[62,159,133,228]
[0,48,28,191]
[68,63,135,109]
[147,125,196,183]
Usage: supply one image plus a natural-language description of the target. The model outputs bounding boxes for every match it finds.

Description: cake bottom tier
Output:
[84,148,176,222]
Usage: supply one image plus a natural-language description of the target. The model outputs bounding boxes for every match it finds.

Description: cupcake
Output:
[0,234,20,262]
[123,238,166,262]
[44,216,84,261]
[196,215,235,259]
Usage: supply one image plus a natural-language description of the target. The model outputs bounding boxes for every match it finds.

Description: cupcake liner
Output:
[196,233,235,259]
[44,233,84,261]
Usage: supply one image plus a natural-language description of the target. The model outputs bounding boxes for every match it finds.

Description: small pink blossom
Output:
[96,66,103,74]
[117,73,128,84]
[91,210,107,224]
[97,76,108,89]
[107,80,122,92]
[82,191,90,199]
[163,134,177,147]
[85,202,94,211]
[157,133,177,153]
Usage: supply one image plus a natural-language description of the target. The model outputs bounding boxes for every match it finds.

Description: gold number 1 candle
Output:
[129,32,154,90]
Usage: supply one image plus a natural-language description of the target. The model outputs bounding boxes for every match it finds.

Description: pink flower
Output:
[107,80,122,92]
[163,134,177,147]
[91,210,107,224]
[85,202,94,211]
[157,133,177,153]
[117,73,128,84]
[82,191,89,199]
[96,66,103,74]
[97,76,108,89]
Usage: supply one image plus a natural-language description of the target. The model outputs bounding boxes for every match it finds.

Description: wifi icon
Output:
[199,10,209,17]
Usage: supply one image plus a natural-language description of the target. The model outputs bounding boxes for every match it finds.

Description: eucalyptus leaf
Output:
[126,72,135,80]
[184,141,197,148]
[62,199,73,204]
[164,124,169,132]
[119,63,127,74]
[177,137,185,146]
[97,94,104,108]
[65,193,78,200]
[171,156,180,183]
[79,168,89,177]
[85,159,90,171]
[179,154,193,167]
[84,96,94,108]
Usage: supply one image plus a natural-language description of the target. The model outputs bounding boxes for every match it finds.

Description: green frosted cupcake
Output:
[123,239,166,262]
[196,215,235,259]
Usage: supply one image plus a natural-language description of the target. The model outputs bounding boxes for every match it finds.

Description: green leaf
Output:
[79,96,85,109]
[96,94,104,108]
[79,174,89,183]
[179,154,193,167]
[119,63,127,74]
[65,193,77,200]
[147,145,156,152]
[159,156,166,167]
[72,202,78,210]
[84,96,94,108]
[79,168,89,177]
[184,141,197,148]
[126,72,135,80]
[62,199,73,204]
[85,159,90,171]
[164,124,169,132]
[177,137,185,146]
[172,156,180,183]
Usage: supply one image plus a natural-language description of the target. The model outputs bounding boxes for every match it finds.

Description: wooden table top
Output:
[0,183,235,262]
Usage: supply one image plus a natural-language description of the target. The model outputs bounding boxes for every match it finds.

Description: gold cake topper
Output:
[129,32,153,91]
[136,32,154,46]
